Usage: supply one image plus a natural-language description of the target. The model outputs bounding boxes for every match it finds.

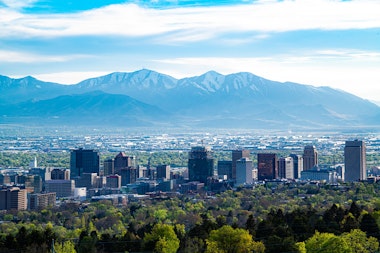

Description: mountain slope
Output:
[0,91,170,127]
[0,69,379,129]
[75,70,378,117]
[0,75,70,105]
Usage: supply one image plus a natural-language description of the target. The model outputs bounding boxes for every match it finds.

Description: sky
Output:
[1,0,380,101]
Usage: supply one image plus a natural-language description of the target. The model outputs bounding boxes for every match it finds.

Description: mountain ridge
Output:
[0,69,379,129]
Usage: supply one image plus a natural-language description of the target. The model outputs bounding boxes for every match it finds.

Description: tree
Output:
[205,225,262,253]
[54,240,77,253]
[245,214,256,237]
[154,209,168,222]
[304,231,351,253]
[302,229,379,253]
[341,213,359,233]
[348,202,362,219]
[143,223,180,253]
[341,229,379,253]
[180,237,205,253]
[321,204,346,234]
[360,213,380,240]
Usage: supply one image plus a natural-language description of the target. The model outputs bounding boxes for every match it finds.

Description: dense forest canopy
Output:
[2,182,380,252]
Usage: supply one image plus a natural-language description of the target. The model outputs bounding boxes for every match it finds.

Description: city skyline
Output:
[1,0,380,101]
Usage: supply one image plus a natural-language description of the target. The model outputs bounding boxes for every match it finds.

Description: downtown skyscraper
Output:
[303,145,318,170]
[70,148,100,179]
[188,146,214,184]
[344,140,366,182]
[257,153,278,180]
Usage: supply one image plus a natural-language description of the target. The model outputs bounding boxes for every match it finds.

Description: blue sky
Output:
[1,0,380,101]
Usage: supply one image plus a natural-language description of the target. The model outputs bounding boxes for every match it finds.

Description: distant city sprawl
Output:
[1,127,380,252]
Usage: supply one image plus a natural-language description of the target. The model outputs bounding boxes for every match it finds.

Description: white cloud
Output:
[1,0,380,40]
[0,0,37,9]
[0,50,90,62]
[33,71,112,85]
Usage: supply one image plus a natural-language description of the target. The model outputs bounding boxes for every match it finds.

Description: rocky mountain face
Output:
[1,69,379,129]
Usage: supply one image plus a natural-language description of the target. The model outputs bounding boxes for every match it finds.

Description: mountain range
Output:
[1,69,379,130]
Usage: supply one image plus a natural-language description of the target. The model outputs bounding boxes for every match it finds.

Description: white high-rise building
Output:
[279,157,294,179]
[236,158,253,186]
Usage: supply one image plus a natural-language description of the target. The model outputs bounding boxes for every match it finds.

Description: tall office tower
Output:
[0,187,27,210]
[121,167,137,186]
[156,165,170,180]
[290,154,303,179]
[51,168,70,180]
[278,157,294,179]
[232,149,250,180]
[257,153,278,180]
[236,158,253,186]
[103,158,115,176]
[217,161,233,179]
[188,146,215,184]
[303,145,318,170]
[345,140,366,182]
[114,152,134,175]
[70,148,100,178]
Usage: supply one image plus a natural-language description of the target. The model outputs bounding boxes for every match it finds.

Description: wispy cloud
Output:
[0,50,90,62]
[2,0,380,101]
[1,1,380,41]
[154,48,380,74]
[33,71,112,85]
[0,0,37,9]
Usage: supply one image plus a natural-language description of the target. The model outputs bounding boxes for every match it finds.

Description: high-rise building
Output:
[0,187,27,211]
[344,140,366,182]
[303,145,318,170]
[51,168,70,180]
[257,153,278,180]
[278,157,294,179]
[290,154,303,179]
[156,165,170,180]
[121,167,137,186]
[217,161,233,180]
[232,149,250,180]
[188,146,214,184]
[70,148,99,178]
[103,158,115,176]
[45,180,75,198]
[114,152,134,175]
[236,158,253,186]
